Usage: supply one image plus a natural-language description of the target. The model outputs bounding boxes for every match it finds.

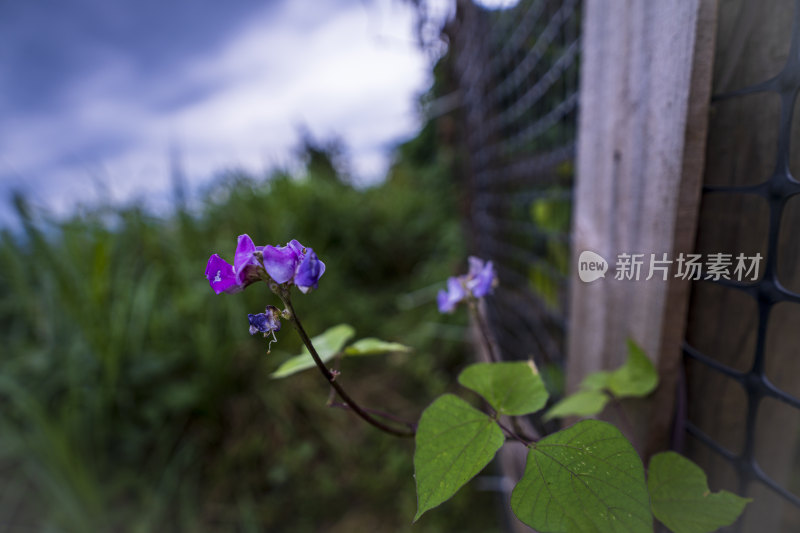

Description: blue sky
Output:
[0,0,446,226]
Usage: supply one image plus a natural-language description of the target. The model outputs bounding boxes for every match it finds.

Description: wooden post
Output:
[567,0,718,457]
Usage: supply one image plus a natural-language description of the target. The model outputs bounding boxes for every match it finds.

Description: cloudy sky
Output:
[0,0,454,226]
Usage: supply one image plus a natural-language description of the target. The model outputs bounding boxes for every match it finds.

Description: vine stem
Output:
[469,300,500,363]
[496,418,536,446]
[468,301,541,444]
[329,402,418,431]
[511,415,538,442]
[277,290,415,438]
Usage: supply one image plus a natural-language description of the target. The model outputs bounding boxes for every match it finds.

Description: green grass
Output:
[0,137,503,531]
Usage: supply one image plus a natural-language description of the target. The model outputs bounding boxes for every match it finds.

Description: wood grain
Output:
[567,0,718,457]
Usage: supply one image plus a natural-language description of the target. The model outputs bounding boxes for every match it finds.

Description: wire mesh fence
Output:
[445,1,800,531]
[444,0,581,397]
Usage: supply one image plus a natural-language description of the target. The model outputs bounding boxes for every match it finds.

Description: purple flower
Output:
[262,239,326,292]
[437,277,466,313]
[466,257,496,298]
[436,256,497,313]
[206,235,326,295]
[248,305,282,336]
[205,234,263,294]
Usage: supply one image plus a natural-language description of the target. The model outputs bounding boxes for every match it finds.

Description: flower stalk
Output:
[468,300,500,364]
[276,289,415,438]
[206,234,416,437]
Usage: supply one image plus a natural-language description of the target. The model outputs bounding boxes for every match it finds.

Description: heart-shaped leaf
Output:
[543,389,610,421]
[414,394,504,521]
[580,370,612,391]
[648,451,750,533]
[511,420,652,533]
[458,361,549,416]
[607,340,658,398]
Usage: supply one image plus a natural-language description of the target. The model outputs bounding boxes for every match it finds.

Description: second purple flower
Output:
[437,256,497,313]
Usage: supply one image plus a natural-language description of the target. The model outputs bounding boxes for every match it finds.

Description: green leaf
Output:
[540,362,566,397]
[413,394,504,521]
[343,337,412,356]
[270,324,355,379]
[579,370,612,392]
[543,389,609,421]
[648,451,750,533]
[511,420,652,533]
[457,361,549,416]
[607,340,658,398]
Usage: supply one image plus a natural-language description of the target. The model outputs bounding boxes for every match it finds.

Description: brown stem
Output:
[277,291,415,438]
[481,402,536,446]
[329,402,417,431]
[496,419,535,446]
[469,300,500,363]
[510,416,538,442]
[326,352,343,406]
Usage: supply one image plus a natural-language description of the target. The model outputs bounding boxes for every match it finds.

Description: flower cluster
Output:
[437,256,497,313]
[205,234,325,295]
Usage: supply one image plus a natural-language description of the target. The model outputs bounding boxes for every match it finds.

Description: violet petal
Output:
[262,244,300,283]
[467,256,485,279]
[248,306,282,335]
[437,289,456,313]
[287,239,305,255]
[447,276,466,303]
[248,313,271,334]
[233,234,257,271]
[205,254,240,294]
[294,248,325,292]
[470,260,496,298]
[264,305,282,332]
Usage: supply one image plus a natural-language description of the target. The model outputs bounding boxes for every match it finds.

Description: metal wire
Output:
[446,0,580,402]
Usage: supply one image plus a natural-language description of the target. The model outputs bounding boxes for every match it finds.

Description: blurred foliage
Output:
[527,189,571,313]
[0,120,503,531]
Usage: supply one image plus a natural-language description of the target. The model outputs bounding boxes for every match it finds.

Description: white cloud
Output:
[0,0,430,221]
